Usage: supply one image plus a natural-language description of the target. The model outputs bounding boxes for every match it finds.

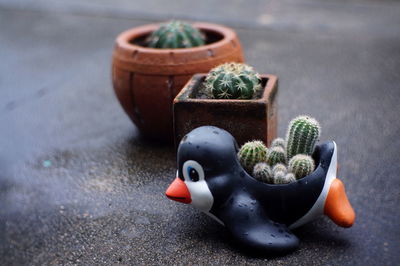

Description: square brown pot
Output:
[173,74,278,148]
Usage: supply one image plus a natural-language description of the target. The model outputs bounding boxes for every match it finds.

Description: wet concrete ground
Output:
[1,0,400,265]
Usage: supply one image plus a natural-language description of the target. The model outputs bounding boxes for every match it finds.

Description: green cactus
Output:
[286,115,320,161]
[274,172,296,184]
[285,173,297,182]
[204,63,262,99]
[272,163,287,175]
[238,140,268,173]
[271,138,286,149]
[253,162,273,183]
[266,146,286,166]
[272,171,285,184]
[288,154,315,179]
[147,20,205,49]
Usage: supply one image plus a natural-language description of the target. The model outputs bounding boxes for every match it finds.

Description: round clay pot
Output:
[112,22,244,142]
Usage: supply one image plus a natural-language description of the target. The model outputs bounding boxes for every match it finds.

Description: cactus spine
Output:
[148,20,205,49]
[266,146,286,166]
[288,154,315,179]
[204,63,261,99]
[253,163,273,183]
[271,138,286,149]
[286,115,320,161]
[238,141,268,173]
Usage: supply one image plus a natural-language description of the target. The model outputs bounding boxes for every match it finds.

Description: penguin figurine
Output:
[166,126,355,254]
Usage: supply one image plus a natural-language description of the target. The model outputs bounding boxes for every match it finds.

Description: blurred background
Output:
[1,0,399,265]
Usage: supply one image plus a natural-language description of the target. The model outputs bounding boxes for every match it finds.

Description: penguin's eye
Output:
[188,167,199,182]
[182,160,205,183]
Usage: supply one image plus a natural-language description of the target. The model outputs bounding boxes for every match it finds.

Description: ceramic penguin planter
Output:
[165,126,355,254]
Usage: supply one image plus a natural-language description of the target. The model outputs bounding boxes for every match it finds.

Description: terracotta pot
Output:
[173,74,278,147]
[112,22,244,142]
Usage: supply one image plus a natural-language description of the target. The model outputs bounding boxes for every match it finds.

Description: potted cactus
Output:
[173,62,278,147]
[112,20,244,142]
[238,115,321,184]
[165,121,355,254]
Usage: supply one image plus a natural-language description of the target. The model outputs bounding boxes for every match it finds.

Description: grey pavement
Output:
[1,0,400,265]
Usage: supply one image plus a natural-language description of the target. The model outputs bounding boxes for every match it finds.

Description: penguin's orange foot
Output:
[324,178,355,227]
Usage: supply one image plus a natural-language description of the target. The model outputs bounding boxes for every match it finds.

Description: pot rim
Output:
[174,73,278,104]
[116,22,238,55]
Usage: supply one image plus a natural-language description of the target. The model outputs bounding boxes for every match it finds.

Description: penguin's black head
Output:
[177,126,240,180]
[166,126,242,212]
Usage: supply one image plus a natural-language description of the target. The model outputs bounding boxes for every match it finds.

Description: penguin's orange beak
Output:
[166,177,191,204]
[324,178,356,227]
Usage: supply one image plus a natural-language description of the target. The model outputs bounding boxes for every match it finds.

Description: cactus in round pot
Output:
[266,146,286,166]
[238,140,268,173]
[253,162,273,183]
[204,63,262,99]
[147,20,205,49]
[288,154,315,179]
[286,115,320,161]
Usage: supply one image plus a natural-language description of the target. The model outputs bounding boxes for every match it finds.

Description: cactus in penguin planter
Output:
[238,141,268,173]
[271,137,286,149]
[204,63,262,99]
[147,20,205,49]
[272,163,287,175]
[286,115,320,161]
[288,154,315,179]
[274,172,296,184]
[253,162,273,183]
[272,163,288,184]
[266,146,286,166]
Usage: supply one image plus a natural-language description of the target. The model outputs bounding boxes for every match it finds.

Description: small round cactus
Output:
[204,63,262,99]
[286,115,320,161]
[253,162,273,183]
[238,140,268,173]
[147,20,205,49]
[272,163,287,176]
[266,146,286,166]
[273,171,285,184]
[274,172,296,184]
[288,154,315,179]
[285,173,296,182]
[271,138,286,149]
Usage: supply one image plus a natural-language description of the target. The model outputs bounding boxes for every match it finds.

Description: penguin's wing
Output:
[218,194,299,254]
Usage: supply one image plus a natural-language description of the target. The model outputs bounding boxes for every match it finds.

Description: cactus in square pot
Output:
[204,63,262,99]
[112,20,244,143]
[173,62,278,147]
